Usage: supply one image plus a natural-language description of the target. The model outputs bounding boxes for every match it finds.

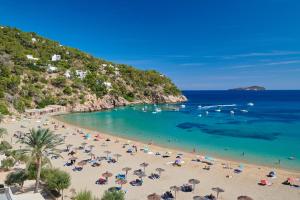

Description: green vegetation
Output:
[44,168,71,200]
[101,190,125,200]
[1,157,14,171]
[74,190,97,200]
[0,26,182,114]
[5,170,28,189]
[19,128,63,192]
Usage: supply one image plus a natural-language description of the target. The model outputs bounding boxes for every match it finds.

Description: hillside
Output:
[0,26,186,115]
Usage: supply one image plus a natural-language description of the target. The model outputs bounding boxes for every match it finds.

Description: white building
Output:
[76,70,87,79]
[47,64,57,73]
[51,54,61,61]
[26,55,39,60]
[64,70,87,79]
[31,37,37,43]
[102,64,107,67]
[103,81,112,88]
[64,70,71,78]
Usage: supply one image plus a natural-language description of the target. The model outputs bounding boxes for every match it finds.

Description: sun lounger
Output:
[91,162,100,167]
[259,179,272,186]
[95,178,107,185]
[72,166,83,171]
[161,191,174,200]
[115,174,126,180]
[148,173,160,180]
[130,179,143,186]
[181,184,193,192]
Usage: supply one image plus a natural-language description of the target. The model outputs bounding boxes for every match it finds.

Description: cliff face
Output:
[69,93,187,112]
[0,26,186,115]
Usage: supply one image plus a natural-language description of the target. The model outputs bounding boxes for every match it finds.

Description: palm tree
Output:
[19,128,63,193]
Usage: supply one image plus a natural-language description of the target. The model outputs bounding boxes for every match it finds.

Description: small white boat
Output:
[155,108,162,112]
[215,109,221,112]
[198,105,202,109]
[247,102,254,106]
[230,110,235,115]
[198,114,202,117]
[181,105,186,108]
[205,111,209,115]
[152,111,157,114]
[240,109,248,113]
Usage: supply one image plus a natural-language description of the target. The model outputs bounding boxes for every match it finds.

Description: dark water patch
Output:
[200,128,278,141]
[176,122,207,130]
[216,121,243,125]
[246,119,294,124]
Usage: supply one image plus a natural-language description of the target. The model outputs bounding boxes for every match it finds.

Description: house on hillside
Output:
[64,69,87,79]
[47,64,58,73]
[26,55,39,60]
[51,54,61,61]
[31,37,37,43]
[103,81,112,88]
[64,70,71,78]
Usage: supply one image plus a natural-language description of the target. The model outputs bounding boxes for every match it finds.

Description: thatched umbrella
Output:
[114,153,122,161]
[104,150,111,159]
[122,167,132,177]
[137,172,146,181]
[237,196,253,200]
[81,142,87,148]
[156,168,165,176]
[77,160,87,166]
[69,156,78,161]
[147,193,161,200]
[188,179,200,192]
[170,186,180,200]
[193,196,206,200]
[66,144,73,151]
[115,179,127,189]
[212,187,225,199]
[140,162,149,173]
[102,171,113,184]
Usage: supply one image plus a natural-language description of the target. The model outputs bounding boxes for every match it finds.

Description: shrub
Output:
[101,190,125,200]
[74,190,96,200]
[63,86,72,95]
[1,158,15,171]
[51,76,67,88]
[44,168,71,200]
[0,140,12,152]
[0,101,9,115]
[5,170,28,188]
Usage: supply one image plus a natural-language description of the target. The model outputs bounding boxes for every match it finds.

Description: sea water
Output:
[57,90,300,171]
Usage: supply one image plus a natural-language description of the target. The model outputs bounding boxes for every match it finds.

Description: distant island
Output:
[229,86,266,91]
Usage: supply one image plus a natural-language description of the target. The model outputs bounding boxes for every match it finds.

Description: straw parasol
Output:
[102,171,113,184]
[66,144,73,151]
[77,160,87,166]
[115,179,127,189]
[170,186,180,200]
[140,162,149,173]
[212,187,225,199]
[188,179,200,192]
[122,167,132,177]
[104,150,111,159]
[147,193,161,200]
[237,196,253,200]
[69,156,78,161]
[156,168,165,176]
[114,153,122,161]
[137,172,146,181]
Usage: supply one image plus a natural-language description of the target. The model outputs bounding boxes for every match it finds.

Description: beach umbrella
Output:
[170,186,180,200]
[81,142,87,148]
[137,172,146,181]
[193,196,206,200]
[115,179,127,189]
[69,156,78,161]
[188,179,200,192]
[237,196,253,200]
[66,144,73,151]
[140,162,149,173]
[77,160,87,166]
[147,193,161,200]
[114,153,122,161]
[156,168,165,176]
[104,150,111,159]
[102,171,113,184]
[122,167,132,178]
[212,187,225,199]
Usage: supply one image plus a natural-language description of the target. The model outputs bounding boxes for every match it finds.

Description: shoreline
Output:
[53,114,300,174]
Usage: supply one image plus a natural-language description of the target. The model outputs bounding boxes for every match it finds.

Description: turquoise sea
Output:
[57,91,300,171]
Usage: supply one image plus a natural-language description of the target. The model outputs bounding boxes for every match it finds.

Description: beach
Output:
[1,113,299,200]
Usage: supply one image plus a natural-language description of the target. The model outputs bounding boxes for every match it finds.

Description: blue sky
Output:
[1,0,300,89]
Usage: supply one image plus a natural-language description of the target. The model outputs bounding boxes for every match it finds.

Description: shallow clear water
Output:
[57,90,300,171]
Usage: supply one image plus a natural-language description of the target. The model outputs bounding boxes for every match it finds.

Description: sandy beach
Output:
[1,113,300,200]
